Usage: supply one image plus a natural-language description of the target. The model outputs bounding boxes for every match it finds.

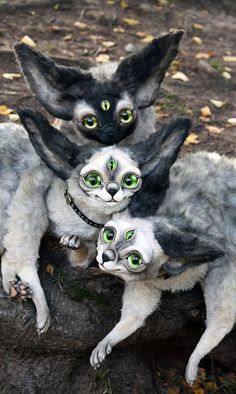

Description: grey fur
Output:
[0,109,190,333]
[93,151,236,385]
[14,31,184,146]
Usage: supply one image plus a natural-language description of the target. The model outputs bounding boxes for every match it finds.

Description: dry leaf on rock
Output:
[74,21,89,29]
[123,17,140,26]
[206,125,223,134]
[136,31,146,38]
[184,133,199,145]
[171,71,189,82]
[9,114,19,122]
[195,53,210,59]
[192,36,202,45]
[222,71,231,79]
[3,73,22,80]
[0,105,14,116]
[120,0,128,9]
[102,41,116,48]
[95,54,110,63]
[141,34,154,43]
[113,26,125,33]
[63,34,73,41]
[227,118,236,126]
[20,35,36,47]
[210,99,224,108]
[46,264,55,275]
[200,106,211,117]
[192,23,204,30]
[223,56,236,62]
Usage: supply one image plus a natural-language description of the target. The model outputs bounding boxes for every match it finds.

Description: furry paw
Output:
[9,279,32,301]
[90,338,112,368]
[36,309,51,334]
[60,234,81,249]
[185,358,198,385]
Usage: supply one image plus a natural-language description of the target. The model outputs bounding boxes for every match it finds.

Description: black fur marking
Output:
[129,118,191,217]
[115,30,184,108]
[154,223,225,260]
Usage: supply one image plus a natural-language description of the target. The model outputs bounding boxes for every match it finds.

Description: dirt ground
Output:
[0,0,236,392]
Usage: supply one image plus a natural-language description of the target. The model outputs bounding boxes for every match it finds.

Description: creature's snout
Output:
[106,182,119,197]
[101,248,118,264]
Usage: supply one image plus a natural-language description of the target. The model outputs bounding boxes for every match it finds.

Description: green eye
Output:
[82,115,98,129]
[101,100,111,111]
[102,227,116,244]
[127,252,143,269]
[84,172,102,188]
[107,157,118,172]
[118,108,135,125]
[122,174,139,189]
[124,229,135,241]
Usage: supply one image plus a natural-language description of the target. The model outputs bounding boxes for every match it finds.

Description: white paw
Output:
[90,338,112,368]
[60,235,81,249]
[36,310,51,334]
[185,358,198,385]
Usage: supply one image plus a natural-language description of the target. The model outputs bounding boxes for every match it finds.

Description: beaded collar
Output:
[64,189,104,229]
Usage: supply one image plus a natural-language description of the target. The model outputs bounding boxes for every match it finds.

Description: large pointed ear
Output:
[114,30,184,108]
[17,107,82,180]
[14,44,93,119]
[155,221,225,275]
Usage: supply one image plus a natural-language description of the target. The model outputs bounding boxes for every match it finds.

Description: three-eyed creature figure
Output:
[14,31,184,146]
[92,150,236,385]
[0,108,191,333]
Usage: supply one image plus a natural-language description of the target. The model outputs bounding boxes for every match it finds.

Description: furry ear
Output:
[17,107,81,180]
[14,43,93,119]
[154,222,225,267]
[115,30,184,108]
[128,118,191,216]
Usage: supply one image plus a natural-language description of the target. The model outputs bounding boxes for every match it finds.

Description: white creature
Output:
[92,151,236,385]
[0,108,190,333]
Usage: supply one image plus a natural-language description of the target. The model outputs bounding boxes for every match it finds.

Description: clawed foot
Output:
[60,234,81,249]
[9,279,32,301]
[37,312,51,335]
[185,358,198,385]
[90,338,113,369]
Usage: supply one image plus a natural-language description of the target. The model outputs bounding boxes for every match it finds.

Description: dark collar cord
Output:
[64,189,104,229]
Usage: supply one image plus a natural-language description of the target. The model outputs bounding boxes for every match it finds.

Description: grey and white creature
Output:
[92,150,236,385]
[14,30,184,146]
[0,108,190,333]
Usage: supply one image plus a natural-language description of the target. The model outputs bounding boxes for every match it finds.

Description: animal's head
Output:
[96,213,225,281]
[15,31,184,145]
[17,107,190,213]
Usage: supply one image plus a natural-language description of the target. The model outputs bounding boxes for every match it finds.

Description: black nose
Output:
[102,248,116,263]
[108,188,117,197]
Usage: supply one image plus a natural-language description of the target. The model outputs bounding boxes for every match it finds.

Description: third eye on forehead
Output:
[106,157,118,173]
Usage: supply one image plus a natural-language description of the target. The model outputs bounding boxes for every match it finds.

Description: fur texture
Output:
[92,151,236,386]
[14,31,184,146]
[0,108,190,333]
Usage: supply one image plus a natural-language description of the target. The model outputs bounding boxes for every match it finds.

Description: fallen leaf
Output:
[195,53,210,59]
[210,99,225,108]
[120,0,128,9]
[95,54,110,63]
[141,34,154,43]
[113,26,125,33]
[227,118,236,125]
[48,25,61,32]
[20,35,36,47]
[192,23,204,30]
[206,125,224,134]
[123,17,140,26]
[46,264,55,275]
[167,387,180,394]
[2,73,22,80]
[9,114,19,122]
[159,0,169,5]
[63,34,73,41]
[205,381,218,391]
[74,21,89,29]
[222,71,231,79]
[102,41,116,48]
[184,133,199,145]
[200,106,211,117]
[136,31,146,38]
[192,36,202,45]
[0,105,14,116]
[171,71,189,82]
[223,56,236,62]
